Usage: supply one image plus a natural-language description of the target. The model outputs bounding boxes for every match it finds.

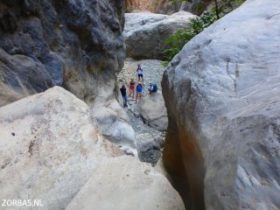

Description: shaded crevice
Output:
[162,72,205,210]
[163,119,205,210]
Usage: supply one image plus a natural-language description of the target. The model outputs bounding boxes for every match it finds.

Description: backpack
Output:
[153,84,158,92]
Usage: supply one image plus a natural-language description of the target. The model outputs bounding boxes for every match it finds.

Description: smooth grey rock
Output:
[162,0,280,209]
[138,91,168,131]
[90,87,137,154]
[0,87,124,210]
[66,156,185,210]
[94,111,136,151]
[124,11,196,59]
[0,0,125,105]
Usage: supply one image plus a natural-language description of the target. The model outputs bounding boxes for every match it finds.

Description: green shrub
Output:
[163,0,246,64]
[163,11,217,63]
[163,29,195,61]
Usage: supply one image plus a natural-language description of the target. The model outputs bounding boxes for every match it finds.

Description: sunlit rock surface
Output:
[66,156,185,210]
[162,0,280,209]
[0,87,123,210]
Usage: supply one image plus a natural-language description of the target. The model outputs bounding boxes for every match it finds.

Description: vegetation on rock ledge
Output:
[163,0,245,63]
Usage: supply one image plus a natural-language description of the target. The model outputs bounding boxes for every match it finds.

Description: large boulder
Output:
[0,87,123,210]
[66,156,185,210]
[138,91,168,131]
[162,0,280,209]
[124,11,196,59]
[0,0,125,106]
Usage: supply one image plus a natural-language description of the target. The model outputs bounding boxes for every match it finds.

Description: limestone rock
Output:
[124,11,196,59]
[0,87,123,210]
[90,81,137,154]
[162,0,280,209]
[0,0,125,106]
[138,91,168,131]
[125,0,211,15]
[92,100,137,154]
[126,0,157,12]
[66,156,185,210]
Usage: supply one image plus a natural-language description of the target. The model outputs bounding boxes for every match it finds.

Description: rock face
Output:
[154,0,214,15]
[0,0,135,158]
[125,0,212,15]
[162,0,280,209]
[0,0,125,106]
[125,0,181,14]
[124,11,196,59]
[138,92,168,131]
[66,156,185,210]
[91,84,137,155]
[0,87,123,210]
[126,0,156,12]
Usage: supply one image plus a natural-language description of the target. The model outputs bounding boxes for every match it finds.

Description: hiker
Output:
[135,82,143,103]
[148,83,158,94]
[136,64,144,82]
[120,84,128,107]
[129,78,135,99]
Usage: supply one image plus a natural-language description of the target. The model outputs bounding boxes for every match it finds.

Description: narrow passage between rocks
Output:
[117,58,168,165]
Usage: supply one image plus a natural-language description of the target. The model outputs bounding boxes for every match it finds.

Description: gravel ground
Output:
[118,58,165,93]
[117,58,167,164]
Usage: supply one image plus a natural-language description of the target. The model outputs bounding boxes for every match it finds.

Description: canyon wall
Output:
[125,0,212,15]
[162,0,280,209]
[0,0,125,106]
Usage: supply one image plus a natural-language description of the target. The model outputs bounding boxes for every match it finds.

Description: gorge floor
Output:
[117,58,167,165]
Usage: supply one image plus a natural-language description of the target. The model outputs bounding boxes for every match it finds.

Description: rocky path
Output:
[117,58,167,165]
[118,58,164,92]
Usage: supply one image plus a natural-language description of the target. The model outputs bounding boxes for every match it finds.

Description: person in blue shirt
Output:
[135,82,143,103]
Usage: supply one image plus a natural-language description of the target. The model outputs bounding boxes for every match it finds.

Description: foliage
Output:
[163,11,217,63]
[213,0,246,18]
[163,0,246,63]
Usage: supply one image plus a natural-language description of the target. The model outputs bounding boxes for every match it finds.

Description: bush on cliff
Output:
[163,11,216,63]
[163,0,245,63]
